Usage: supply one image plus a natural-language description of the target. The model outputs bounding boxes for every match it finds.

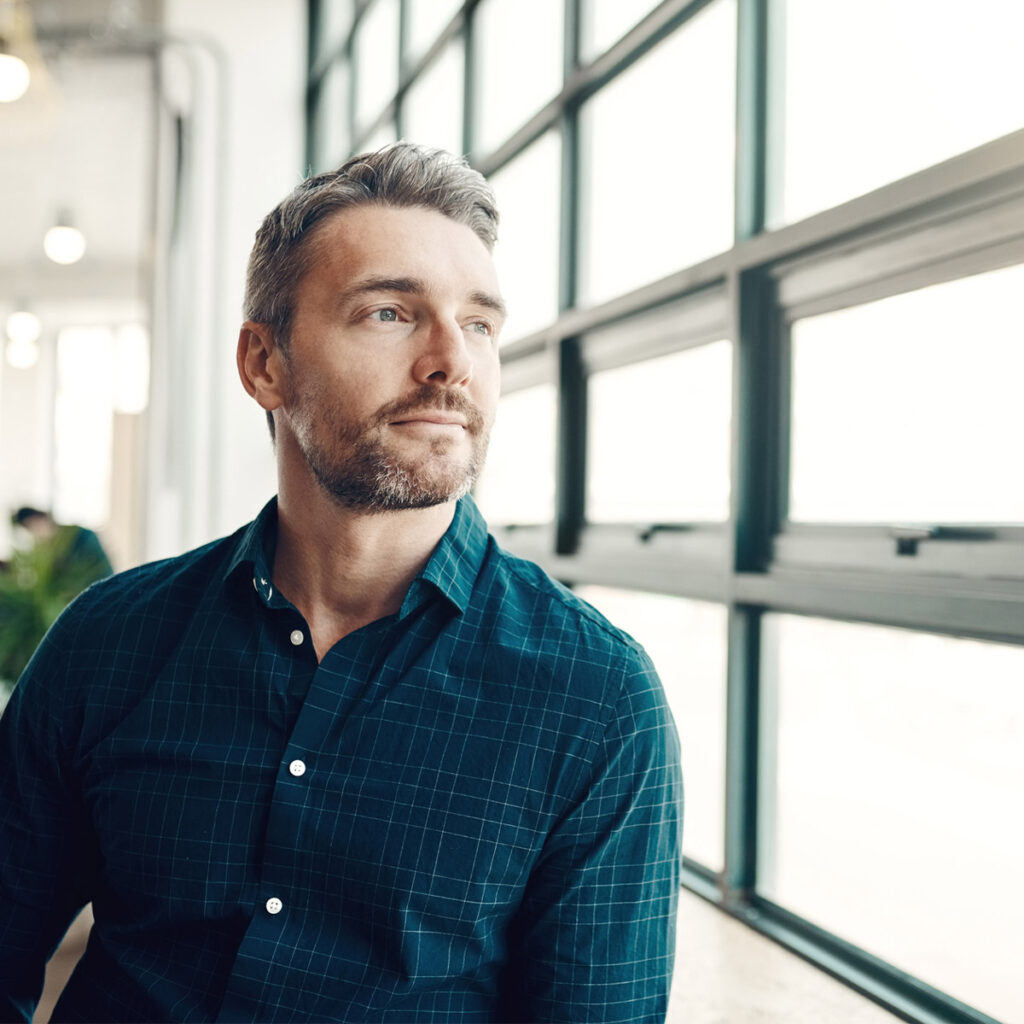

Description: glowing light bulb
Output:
[6,335,39,369]
[0,52,29,103]
[6,310,41,344]
[44,223,86,265]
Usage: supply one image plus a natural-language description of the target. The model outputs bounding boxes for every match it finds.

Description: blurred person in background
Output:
[0,508,112,697]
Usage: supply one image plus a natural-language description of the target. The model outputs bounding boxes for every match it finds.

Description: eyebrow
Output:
[341,275,507,320]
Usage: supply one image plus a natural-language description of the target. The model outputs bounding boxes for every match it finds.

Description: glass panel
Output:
[355,0,400,133]
[314,58,350,168]
[474,384,557,525]
[359,120,397,154]
[472,0,563,156]
[579,0,661,61]
[587,341,732,523]
[760,614,1024,1024]
[401,39,464,156]
[406,0,462,63]
[578,0,736,306]
[771,0,1024,226]
[489,131,561,343]
[789,265,1024,524]
[315,0,354,63]
[53,327,115,528]
[575,587,727,871]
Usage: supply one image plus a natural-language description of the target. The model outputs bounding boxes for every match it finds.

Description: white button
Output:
[266,897,283,915]
[288,759,306,777]
[289,629,304,646]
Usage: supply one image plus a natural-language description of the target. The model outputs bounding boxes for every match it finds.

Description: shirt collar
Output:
[401,494,488,617]
[223,497,281,605]
[223,495,489,617]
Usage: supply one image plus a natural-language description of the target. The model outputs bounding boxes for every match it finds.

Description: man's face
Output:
[278,204,505,513]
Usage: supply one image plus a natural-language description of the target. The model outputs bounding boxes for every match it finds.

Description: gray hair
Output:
[243,142,499,347]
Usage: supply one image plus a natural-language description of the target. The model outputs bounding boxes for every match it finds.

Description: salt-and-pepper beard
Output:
[293,382,491,513]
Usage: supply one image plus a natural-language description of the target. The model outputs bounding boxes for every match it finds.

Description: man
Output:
[0,144,682,1022]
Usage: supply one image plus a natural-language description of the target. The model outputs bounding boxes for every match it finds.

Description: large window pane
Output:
[314,0,354,64]
[406,0,462,63]
[313,58,350,169]
[402,39,464,156]
[489,131,561,343]
[587,341,732,523]
[355,0,399,133]
[474,384,556,526]
[771,0,1024,225]
[472,0,563,156]
[789,265,1024,524]
[575,587,727,871]
[578,0,736,306]
[360,120,397,154]
[579,0,661,61]
[759,614,1024,1024]
[54,328,115,528]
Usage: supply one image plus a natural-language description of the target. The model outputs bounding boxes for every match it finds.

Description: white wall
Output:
[145,0,305,560]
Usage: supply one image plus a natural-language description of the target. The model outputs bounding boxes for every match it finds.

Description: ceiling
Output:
[0,0,164,326]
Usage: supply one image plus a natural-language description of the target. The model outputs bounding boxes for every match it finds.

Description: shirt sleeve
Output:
[0,613,93,1022]
[501,652,684,1023]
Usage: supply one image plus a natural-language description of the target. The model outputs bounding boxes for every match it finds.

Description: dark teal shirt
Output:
[0,497,682,1022]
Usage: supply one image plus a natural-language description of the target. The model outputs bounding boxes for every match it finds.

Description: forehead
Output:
[301,204,500,299]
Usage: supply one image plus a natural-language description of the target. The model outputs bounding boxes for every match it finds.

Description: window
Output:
[313,58,350,169]
[587,342,732,524]
[578,0,662,61]
[760,614,1024,1024]
[474,383,557,527]
[405,0,462,64]
[578,0,736,306]
[354,0,399,134]
[305,3,1024,1019]
[788,264,1024,525]
[488,131,561,343]
[401,39,464,155]
[471,0,564,158]
[770,0,1024,225]
[53,328,116,527]
[313,0,353,64]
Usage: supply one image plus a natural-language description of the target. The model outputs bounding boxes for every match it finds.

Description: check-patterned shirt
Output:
[0,496,682,1023]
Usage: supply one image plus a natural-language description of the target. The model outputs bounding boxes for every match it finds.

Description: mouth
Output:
[390,412,467,429]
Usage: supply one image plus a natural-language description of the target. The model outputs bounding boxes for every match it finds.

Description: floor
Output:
[669,889,900,1023]
[36,891,902,1023]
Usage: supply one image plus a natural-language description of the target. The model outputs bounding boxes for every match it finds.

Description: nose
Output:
[412,316,473,387]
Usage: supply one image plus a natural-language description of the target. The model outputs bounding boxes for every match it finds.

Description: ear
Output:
[237,321,285,412]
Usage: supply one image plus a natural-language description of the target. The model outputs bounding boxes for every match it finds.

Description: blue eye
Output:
[469,321,492,335]
[370,308,400,323]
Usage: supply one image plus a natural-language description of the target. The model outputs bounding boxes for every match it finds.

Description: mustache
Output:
[374,386,486,434]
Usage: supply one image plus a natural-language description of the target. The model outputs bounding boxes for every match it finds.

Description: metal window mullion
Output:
[394,0,410,138]
[305,0,322,171]
[734,0,769,241]
[722,603,761,901]
[462,0,479,158]
[721,0,774,910]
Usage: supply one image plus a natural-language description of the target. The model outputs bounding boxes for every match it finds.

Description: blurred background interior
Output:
[1,1,1021,1023]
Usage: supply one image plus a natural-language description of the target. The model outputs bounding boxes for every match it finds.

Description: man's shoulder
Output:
[38,524,254,678]
[478,538,653,674]
[65,528,245,623]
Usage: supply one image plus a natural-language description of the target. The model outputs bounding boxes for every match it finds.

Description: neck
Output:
[272,466,457,660]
